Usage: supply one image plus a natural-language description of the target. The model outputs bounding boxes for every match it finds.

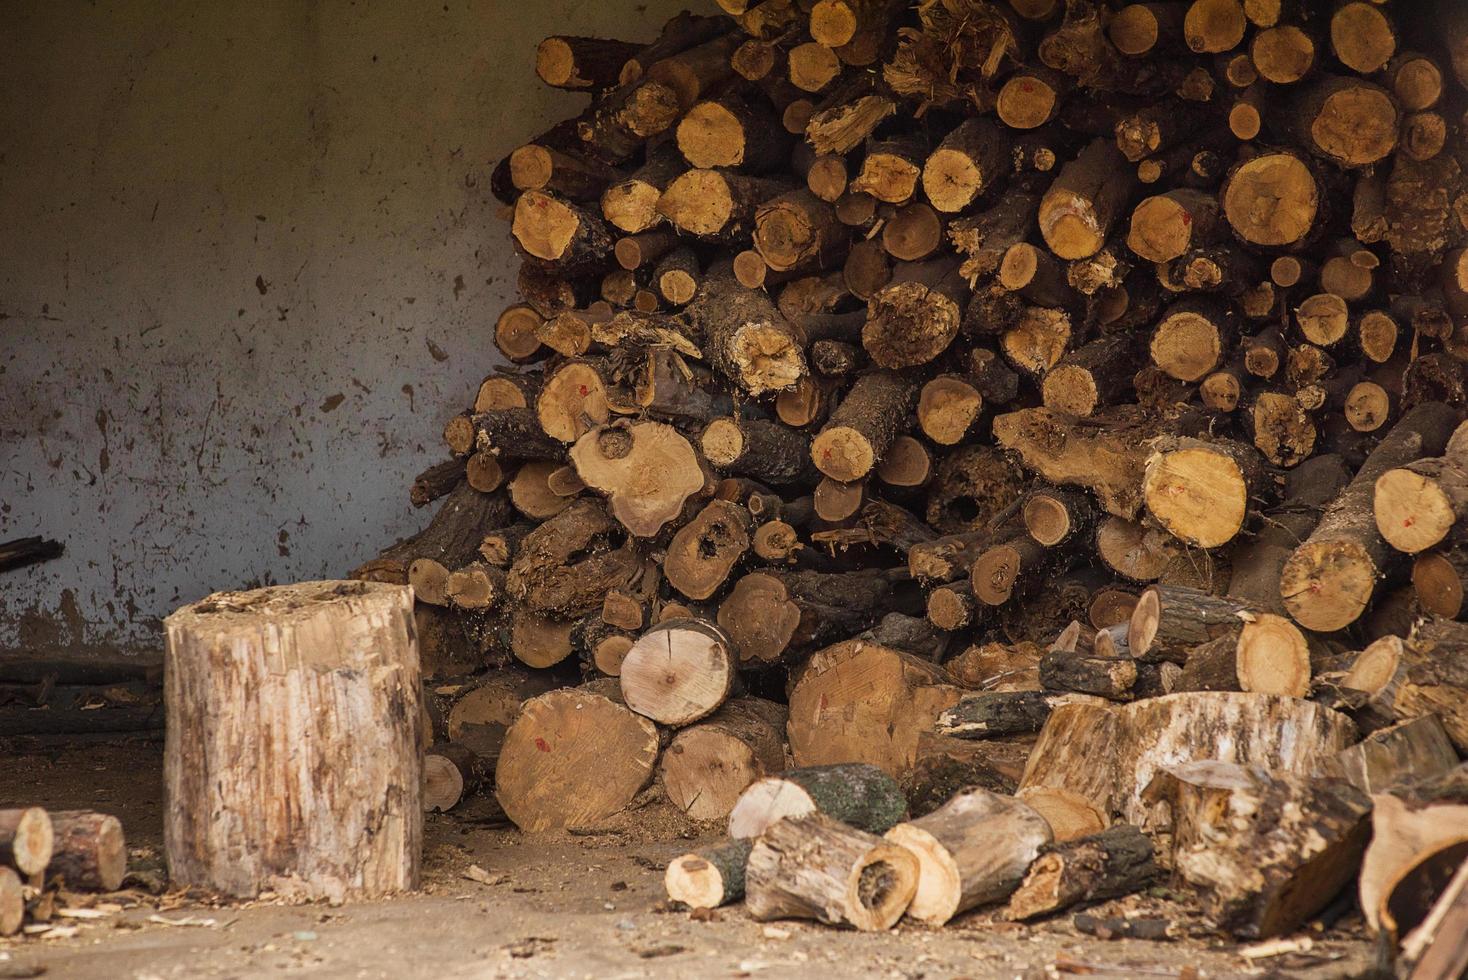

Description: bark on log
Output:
[1281,402,1460,632]
[728,762,908,839]
[665,839,753,909]
[745,813,919,931]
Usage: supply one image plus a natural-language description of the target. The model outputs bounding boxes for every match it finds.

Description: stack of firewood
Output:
[351,0,1468,965]
[0,808,127,936]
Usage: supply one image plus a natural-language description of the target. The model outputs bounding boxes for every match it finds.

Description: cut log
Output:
[665,839,753,909]
[1129,585,1256,664]
[512,191,614,273]
[618,618,735,727]
[571,421,705,538]
[1375,420,1468,555]
[811,370,917,482]
[787,640,957,774]
[1338,716,1459,796]
[701,417,814,486]
[495,687,659,832]
[745,813,919,931]
[1281,401,1460,632]
[1153,761,1372,939]
[0,867,18,936]
[660,698,787,821]
[863,259,966,369]
[0,807,53,877]
[164,582,422,900]
[1006,825,1157,921]
[665,500,751,600]
[1221,151,1320,248]
[1038,139,1137,261]
[1142,436,1268,549]
[885,789,1052,925]
[1360,771,1468,939]
[729,762,908,839]
[686,272,807,395]
[445,671,560,764]
[938,691,1095,740]
[42,809,126,891]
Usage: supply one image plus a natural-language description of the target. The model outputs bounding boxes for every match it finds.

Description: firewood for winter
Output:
[1281,402,1460,631]
[0,807,53,877]
[885,789,1052,925]
[746,813,919,931]
[786,639,959,774]
[618,618,736,726]
[495,687,659,832]
[1006,825,1157,922]
[728,762,908,840]
[665,839,753,909]
[1337,715,1459,795]
[899,732,1027,817]
[1151,760,1372,939]
[660,698,787,821]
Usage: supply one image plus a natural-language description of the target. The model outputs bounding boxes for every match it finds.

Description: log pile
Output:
[350,0,1468,964]
[0,807,127,936]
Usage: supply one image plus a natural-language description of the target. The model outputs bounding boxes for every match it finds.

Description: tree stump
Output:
[164,581,423,901]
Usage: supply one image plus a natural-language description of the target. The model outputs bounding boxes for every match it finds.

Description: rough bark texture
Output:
[164,582,422,901]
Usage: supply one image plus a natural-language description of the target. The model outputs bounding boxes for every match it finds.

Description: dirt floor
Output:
[0,738,1384,980]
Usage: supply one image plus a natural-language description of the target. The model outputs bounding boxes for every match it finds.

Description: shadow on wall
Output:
[0,0,706,656]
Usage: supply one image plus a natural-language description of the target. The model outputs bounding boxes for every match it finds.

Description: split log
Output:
[885,789,1052,925]
[1006,825,1157,921]
[618,618,736,726]
[495,687,659,832]
[1281,401,1460,632]
[164,582,422,900]
[745,813,919,931]
[1360,767,1468,938]
[665,839,753,908]
[728,762,908,839]
[660,698,787,821]
[1153,761,1372,939]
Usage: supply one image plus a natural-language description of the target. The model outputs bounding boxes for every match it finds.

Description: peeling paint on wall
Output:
[0,0,704,655]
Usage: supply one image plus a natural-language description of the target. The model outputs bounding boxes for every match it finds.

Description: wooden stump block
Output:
[164,581,423,901]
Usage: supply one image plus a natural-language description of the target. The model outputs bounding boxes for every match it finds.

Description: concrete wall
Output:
[0,0,704,656]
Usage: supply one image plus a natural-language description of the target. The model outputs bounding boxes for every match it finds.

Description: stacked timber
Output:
[347,0,1468,962]
[0,807,127,936]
